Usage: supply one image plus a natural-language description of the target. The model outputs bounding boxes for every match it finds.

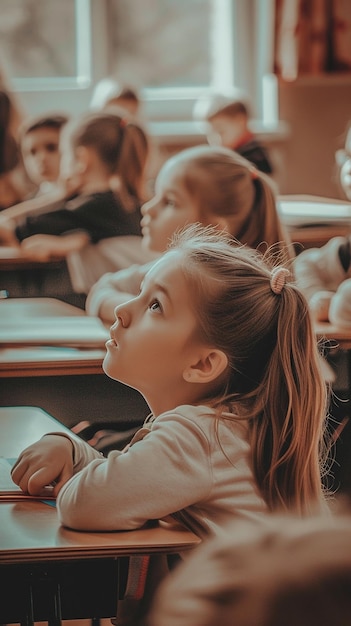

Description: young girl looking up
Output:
[86,144,292,322]
[0,110,149,300]
[12,225,328,530]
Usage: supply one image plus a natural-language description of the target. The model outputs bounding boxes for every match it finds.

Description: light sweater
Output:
[55,404,268,538]
[294,236,351,325]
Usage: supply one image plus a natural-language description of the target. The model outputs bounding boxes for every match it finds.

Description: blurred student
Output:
[86,145,291,323]
[294,122,351,326]
[12,225,330,624]
[149,509,351,626]
[195,92,274,175]
[0,89,30,210]
[0,110,150,301]
[90,78,141,117]
[20,113,69,197]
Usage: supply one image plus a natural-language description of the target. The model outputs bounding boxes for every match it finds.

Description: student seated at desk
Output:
[12,225,330,624]
[19,112,69,198]
[86,144,292,324]
[194,91,274,175]
[0,109,150,300]
[150,508,351,626]
[294,143,351,326]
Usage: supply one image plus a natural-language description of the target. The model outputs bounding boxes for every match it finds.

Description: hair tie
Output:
[120,117,128,128]
[251,168,259,180]
[270,267,290,294]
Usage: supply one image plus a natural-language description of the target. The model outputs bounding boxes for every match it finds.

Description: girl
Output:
[12,225,329,526]
[11,224,330,624]
[86,144,292,322]
[0,109,150,301]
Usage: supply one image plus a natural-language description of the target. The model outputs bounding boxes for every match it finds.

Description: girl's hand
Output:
[20,234,58,261]
[11,435,74,497]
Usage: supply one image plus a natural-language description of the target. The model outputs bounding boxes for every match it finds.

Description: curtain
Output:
[274,0,351,80]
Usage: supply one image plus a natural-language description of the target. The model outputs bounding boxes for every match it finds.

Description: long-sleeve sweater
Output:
[294,236,351,324]
[55,404,268,539]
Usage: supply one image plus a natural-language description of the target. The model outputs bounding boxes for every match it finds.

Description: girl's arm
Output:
[20,231,90,262]
[57,411,213,532]
[85,260,155,321]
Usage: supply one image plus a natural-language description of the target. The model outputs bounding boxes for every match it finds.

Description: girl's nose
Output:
[141,197,158,217]
[114,301,132,328]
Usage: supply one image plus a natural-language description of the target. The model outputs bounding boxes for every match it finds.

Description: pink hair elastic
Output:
[119,118,128,128]
[270,267,290,294]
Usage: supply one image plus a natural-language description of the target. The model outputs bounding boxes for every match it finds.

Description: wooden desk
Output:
[279,194,351,251]
[0,406,201,624]
[315,321,351,350]
[0,298,149,428]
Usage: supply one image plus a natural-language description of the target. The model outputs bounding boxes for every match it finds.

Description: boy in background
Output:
[195,92,274,175]
[20,113,68,197]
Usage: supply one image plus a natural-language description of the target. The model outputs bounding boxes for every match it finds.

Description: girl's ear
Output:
[183,349,228,384]
[75,146,90,173]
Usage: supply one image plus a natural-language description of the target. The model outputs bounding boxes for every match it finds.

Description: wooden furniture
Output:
[0,406,201,625]
[0,297,149,429]
[278,194,351,251]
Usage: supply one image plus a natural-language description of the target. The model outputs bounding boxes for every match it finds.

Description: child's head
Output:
[194,92,251,149]
[150,510,351,626]
[104,225,327,513]
[141,145,289,259]
[19,113,68,188]
[60,110,149,203]
[90,78,140,117]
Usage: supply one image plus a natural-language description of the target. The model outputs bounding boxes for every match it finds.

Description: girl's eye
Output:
[149,299,162,312]
[164,196,176,208]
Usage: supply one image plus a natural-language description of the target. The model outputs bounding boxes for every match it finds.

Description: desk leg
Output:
[22,583,34,626]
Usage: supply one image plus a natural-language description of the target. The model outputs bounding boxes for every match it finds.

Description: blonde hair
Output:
[168,145,292,263]
[67,110,149,207]
[170,225,329,514]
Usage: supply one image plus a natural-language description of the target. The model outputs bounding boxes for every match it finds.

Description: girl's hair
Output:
[169,145,292,263]
[0,90,19,174]
[170,224,329,514]
[67,110,149,206]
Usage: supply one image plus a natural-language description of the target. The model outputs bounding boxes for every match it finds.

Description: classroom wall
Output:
[278,78,351,198]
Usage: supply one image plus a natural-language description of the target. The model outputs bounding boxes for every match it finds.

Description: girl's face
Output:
[140,160,201,253]
[103,250,207,415]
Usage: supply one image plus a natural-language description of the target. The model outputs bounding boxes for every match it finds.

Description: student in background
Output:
[86,145,291,323]
[0,89,30,210]
[19,113,69,197]
[294,128,351,327]
[149,509,351,626]
[12,225,330,624]
[90,78,141,117]
[0,110,150,302]
[194,92,274,175]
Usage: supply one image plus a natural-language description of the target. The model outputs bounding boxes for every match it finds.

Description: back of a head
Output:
[169,144,290,260]
[90,78,140,116]
[67,110,149,202]
[193,90,250,123]
[149,511,351,626]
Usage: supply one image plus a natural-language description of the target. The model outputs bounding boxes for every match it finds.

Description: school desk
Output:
[0,406,201,625]
[0,298,149,429]
[279,194,351,251]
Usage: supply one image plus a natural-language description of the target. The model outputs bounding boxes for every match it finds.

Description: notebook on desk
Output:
[0,316,110,348]
[0,457,56,501]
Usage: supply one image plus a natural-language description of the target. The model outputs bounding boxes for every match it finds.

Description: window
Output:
[0,0,278,127]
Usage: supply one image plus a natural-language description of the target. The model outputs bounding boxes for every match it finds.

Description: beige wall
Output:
[278,79,351,198]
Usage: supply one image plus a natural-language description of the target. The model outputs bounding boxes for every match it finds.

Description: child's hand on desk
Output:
[20,231,90,261]
[0,215,20,247]
[11,434,74,497]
